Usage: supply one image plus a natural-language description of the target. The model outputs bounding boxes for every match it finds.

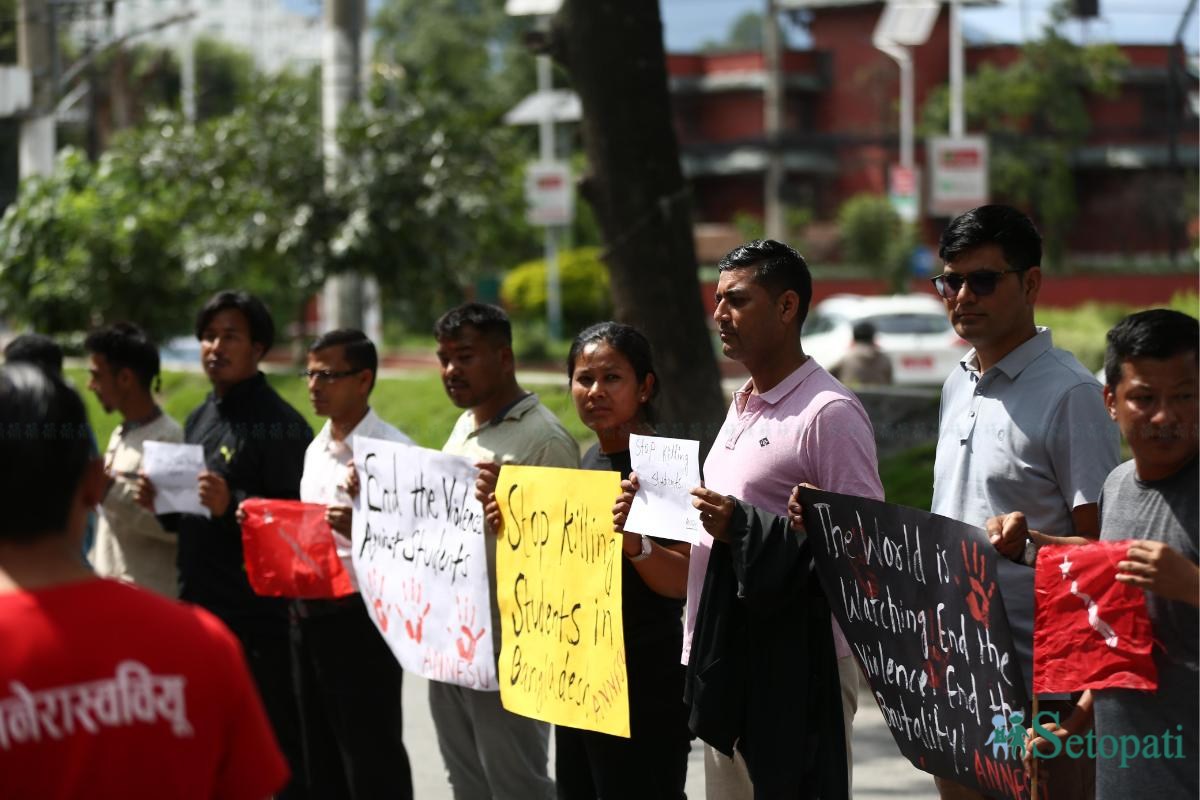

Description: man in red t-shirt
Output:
[0,363,288,799]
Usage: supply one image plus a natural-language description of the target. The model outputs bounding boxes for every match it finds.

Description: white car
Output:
[801,294,968,386]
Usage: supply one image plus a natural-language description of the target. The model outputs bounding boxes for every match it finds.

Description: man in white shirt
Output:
[85,322,183,597]
[295,329,415,800]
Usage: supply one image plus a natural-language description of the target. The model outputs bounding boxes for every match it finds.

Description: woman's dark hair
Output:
[194,290,275,353]
[84,322,161,391]
[0,364,94,541]
[567,322,660,423]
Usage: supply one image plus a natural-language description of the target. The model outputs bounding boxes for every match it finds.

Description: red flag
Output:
[1033,541,1157,694]
[241,498,355,599]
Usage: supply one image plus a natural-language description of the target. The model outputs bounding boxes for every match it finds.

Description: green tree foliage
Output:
[369,0,554,327]
[920,9,1126,267]
[0,63,526,338]
[0,0,16,63]
[373,0,529,116]
[0,78,325,337]
[701,11,792,53]
[499,247,612,333]
[837,193,916,290]
[838,193,901,266]
[193,37,258,120]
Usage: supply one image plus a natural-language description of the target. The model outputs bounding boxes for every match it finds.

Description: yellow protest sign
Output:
[494,465,630,738]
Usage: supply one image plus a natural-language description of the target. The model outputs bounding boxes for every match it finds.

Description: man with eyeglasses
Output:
[290,328,415,799]
[136,290,313,797]
[928,205,1118,800]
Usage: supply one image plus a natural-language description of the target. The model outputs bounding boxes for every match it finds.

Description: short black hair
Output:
[194,291,275,353]
[718,239,813,327]
[4,333,64,377]
[84,322,161,390]
[0,364,95,541]
[1104,309,1199,391]
[567,322,660,424]
[852,321,877,344]
[938,204,1042,272]
[434,303,512,347]
[309,328,378,390]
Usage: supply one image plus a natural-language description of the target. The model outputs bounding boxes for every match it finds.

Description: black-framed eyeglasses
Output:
[300,369,362,384]
[930,268,1028,300]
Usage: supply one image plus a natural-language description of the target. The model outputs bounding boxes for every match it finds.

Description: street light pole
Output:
[17,0,56,179]
[180,0,196,122]
[948,0,965,138]
[536,51,562,341]
[763,0,785,241]
[322,0,366,332]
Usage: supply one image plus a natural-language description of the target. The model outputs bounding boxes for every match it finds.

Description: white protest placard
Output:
[142,441,209,518]
[622,433,702,544]
[351,436,497,691]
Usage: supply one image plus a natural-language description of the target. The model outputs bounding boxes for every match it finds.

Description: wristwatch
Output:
[1020,539,1040,567]
[628,535,652,562]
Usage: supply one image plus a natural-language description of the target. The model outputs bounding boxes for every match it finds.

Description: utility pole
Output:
[17,0,56,179]
[763,0,786,241]
[536,49,563,340]
[948,0,964,138]
[321,0,366,332]
[180,0,196,122]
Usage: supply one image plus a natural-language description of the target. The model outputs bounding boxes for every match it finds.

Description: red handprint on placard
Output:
[450,595,487,662]
[366,570,393,633]
[957,540,996,624]
[397,578,431,643]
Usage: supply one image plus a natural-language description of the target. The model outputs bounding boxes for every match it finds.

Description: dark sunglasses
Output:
[300,368,363,383]
[930,268,1028,300]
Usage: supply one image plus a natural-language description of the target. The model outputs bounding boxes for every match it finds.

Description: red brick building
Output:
[667,0,1198,263]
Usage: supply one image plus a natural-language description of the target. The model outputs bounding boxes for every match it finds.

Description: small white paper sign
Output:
[142,441,209,518]
[623,433,702,544]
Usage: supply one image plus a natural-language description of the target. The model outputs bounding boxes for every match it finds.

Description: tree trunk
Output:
[552,0,726,445]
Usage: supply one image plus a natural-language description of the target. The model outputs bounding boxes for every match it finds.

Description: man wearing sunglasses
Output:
[929,205,1118,800]
[292,329,416,799]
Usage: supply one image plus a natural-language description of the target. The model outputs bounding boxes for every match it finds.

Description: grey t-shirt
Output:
[1094,457,1198,800]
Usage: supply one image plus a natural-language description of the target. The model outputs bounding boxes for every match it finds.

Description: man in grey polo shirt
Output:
[430,303,579,800]
[929,205,1118,800]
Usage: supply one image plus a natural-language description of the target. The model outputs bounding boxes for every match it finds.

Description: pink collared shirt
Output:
[682,358,884,663]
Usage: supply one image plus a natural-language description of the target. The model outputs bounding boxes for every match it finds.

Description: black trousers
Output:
[291,594,413,800]
[556,630,691,800]
[225,615,308,800]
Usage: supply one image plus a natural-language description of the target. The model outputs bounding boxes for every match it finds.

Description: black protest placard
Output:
[799,487,1031,800]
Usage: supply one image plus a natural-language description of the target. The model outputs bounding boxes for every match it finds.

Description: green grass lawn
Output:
[878,441,937,511]
[68,365,933,507]
[66,367,593,454]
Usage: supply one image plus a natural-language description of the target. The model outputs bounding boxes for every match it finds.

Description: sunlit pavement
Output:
[401,671,939,799]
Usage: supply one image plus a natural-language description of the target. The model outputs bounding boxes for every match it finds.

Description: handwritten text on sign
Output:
[623,433,702,544]
[495,466,630,738]
[799,487,1031,800]
[352,436,496,690]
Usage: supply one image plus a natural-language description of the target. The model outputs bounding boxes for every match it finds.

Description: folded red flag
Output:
[1033,541,1157,695]
[240,498,355,599]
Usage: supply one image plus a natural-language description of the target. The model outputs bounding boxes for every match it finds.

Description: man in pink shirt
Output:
[687,239,883,799]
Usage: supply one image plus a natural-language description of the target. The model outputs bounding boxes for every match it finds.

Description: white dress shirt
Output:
[299,408,414,589]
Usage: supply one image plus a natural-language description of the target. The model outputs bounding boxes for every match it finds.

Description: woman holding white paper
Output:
[556,322,691,800]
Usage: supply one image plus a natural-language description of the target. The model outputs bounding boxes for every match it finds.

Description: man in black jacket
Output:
[138,290,312,798]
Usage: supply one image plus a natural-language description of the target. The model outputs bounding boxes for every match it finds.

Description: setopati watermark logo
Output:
[988,711,1188,768]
